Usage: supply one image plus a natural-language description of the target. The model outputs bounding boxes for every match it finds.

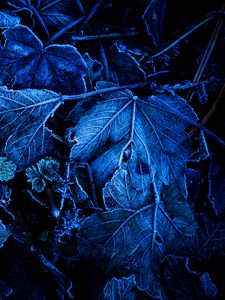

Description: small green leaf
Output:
[0,157,16,182]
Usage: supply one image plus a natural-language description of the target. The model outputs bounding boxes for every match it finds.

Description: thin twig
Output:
[75,0,85,14]
[187,2,225,102]
[47,16,86,44]
[72,31,140,41]
[99,41,110,80]
[82,0,106,28]
[151,16,215,59]
[62,75,167,101]
[31,6,50,38]
[189,83,225,137]
[79,163,98,208]
[201,83,225,125]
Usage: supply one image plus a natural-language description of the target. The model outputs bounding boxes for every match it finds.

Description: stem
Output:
[187,2,225,102]
[47,187,59,218]
[190,83,225,137]
[31,6,50,38]
[83,0,106,27]
[47,16,86,44]
[79,163,98,208]
[99,42,110,80]
[62,72,168,102]
[194,19,224,83]
[72,31,140,41]
[75,0,85,14]
[201,83,225,125]
[63,83,146,101]
[152,16,215,59]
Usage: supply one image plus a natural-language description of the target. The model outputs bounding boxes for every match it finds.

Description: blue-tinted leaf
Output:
[8,0,75,29]
[111,41,146,84]
[69,83,197,195]
[0,220,11,248]
[162,256,217,299]
[0,87,62,169]
[208,161,225,217]
[91,141,128,188]
[7,0,31,8]
[200,273,218,298]
[0,25,87,94]
[83,53,104,89]
[78,204,191,297]
[103,275,137,300]
[190,214,225,259]
[0,11,20,28]
[142,0,167,46]
[163,182,196,236]
[36,0,75,28]
[103,157,152,210]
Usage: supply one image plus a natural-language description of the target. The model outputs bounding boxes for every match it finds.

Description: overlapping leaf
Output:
[162,256,218,299]
[68,82,197,195]
[142,0,167,46]
[0,87,62,169]
[0,25,87,94]
[111,41,146,84]
[78,163,194,297]
[103,275,137,300]
[7,0,75,29]
[208,160,225,217]
[190,214,225,260]
[0,10,20,28]
[162,182,196,236]
[102,154,152,210]
[0,220,11,248]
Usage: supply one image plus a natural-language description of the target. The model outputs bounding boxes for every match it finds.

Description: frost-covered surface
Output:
[0,0,225,299]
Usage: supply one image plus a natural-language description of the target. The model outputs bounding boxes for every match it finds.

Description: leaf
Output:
[142,0,167,46]
[103,157,152,210]
[162,256,217,299]
[0,10,20,28]
[83,52,104,90]
[190,214,225,260]
[0,87,62,169]
[200,273,218,299]
[78,203,192,297]
[7,0,75,29]
[68,83,197,195]
[103,275,137,300]
[162,182,196,236]
[91,141,128,189]
[26,165,47,193]
[0,25,87,94]
[111,41,146,84]
[37,156,61,182]
[0,157,16,181]
[0,220,11,248]
[208,161,225,217]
